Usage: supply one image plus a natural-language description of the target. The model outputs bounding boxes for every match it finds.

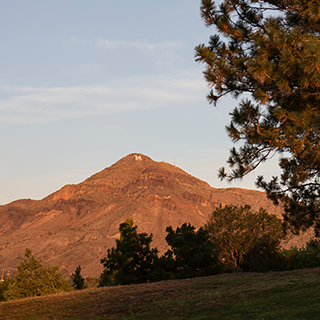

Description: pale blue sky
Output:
[0,0,280,204]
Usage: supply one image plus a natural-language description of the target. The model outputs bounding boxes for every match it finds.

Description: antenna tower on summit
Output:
[173,156,175,166]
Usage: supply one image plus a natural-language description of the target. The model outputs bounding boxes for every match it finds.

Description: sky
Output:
[0,0,281,205]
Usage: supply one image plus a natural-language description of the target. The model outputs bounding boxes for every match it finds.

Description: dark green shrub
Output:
[159,223,222,279]
[99,218,159,286]
[280,239,320,270]
[71,265,86,290]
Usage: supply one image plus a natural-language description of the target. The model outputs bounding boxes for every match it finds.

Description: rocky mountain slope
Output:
[0,153,311,277]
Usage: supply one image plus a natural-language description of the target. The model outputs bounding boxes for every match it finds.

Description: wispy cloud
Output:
[96,38,183,51]
[70,36,183,52]
[0,72,207,123]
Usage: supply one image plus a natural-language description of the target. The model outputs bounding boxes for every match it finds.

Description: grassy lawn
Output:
[0,268,320,320]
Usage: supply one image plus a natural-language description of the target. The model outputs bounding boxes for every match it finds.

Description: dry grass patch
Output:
[1,269,320,320]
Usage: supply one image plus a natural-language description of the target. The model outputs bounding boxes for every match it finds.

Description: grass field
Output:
[0,268,320,320]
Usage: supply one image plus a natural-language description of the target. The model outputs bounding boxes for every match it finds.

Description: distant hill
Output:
[0,153,312,277]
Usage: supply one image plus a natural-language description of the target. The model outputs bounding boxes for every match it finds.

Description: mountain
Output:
[0,153,312,277]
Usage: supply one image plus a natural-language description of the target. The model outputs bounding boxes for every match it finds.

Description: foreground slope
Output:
[1,268,320,320]
[0,153,304,277]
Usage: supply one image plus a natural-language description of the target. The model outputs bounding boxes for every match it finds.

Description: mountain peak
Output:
[0,153,299,278]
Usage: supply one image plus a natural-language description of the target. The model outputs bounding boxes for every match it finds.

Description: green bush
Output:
[0,279,15,301]
[280,239,320,270]
[4,248,73,300]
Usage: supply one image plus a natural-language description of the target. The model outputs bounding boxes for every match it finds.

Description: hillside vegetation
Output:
[2,213,320,303]
[1,268,320,320]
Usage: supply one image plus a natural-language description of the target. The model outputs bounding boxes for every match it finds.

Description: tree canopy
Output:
[99,218,158,286]
[161,223,221,278]
[195,0,320,235]
[4,248,72,300]
[206,205,284,271]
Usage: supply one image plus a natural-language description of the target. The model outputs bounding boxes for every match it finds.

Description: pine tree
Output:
[99,218,158,286]
[195,0,320,235]
[71,265,86,290]
[161,223,221,278]
[4,248,72,300]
